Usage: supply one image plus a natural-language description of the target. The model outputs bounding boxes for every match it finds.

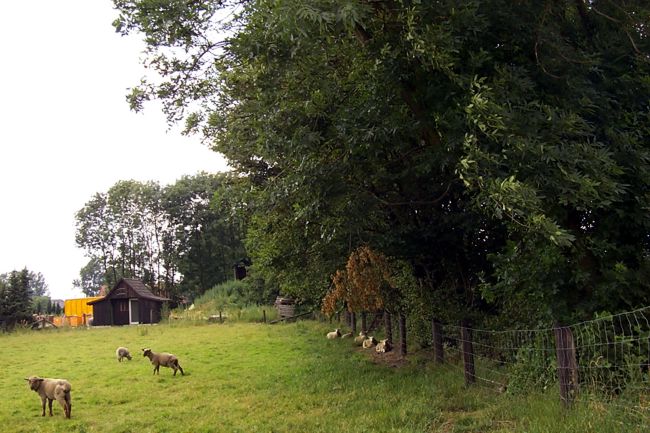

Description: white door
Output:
[129,299,140,324]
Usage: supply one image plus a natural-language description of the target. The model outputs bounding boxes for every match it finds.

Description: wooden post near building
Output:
[554,324,578,407]
[432,318,444,364]
[460,320,475,385]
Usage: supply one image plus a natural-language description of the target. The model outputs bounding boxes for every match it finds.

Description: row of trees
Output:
[0,269,51,327]
[74,173,247,300]
[109,1,649,329]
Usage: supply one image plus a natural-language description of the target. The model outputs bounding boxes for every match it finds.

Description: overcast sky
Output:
[0,1,229,300]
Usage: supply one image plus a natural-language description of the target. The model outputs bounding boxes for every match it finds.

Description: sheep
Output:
[116,346,132,362]
[362,336,378,349]
[353,332,367,346]
[375,339,392,353]
[25,376,72,418]
[142,348,184,376]
[341,331,353,338]
[326,328,342,339]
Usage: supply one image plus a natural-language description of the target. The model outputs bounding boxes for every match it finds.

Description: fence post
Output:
[460,319,475,385]
[361,312,367,334]
[262,309,266,323]
[384,310,393,345]
[351,312,357,334]
[554,323,578,407]
[399,312,407,356]
[432,318,444,364]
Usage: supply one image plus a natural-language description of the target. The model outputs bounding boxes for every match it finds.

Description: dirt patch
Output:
[366,348,409,368]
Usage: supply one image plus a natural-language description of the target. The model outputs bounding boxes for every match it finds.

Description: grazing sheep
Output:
[353,332,368,346]
[142,348,184,376]
[375,339,392,353]
[25,376,72,418]
[116,347,132,362]
[341,331,353,338]
[326,328,342,339]
[362,336,378,349]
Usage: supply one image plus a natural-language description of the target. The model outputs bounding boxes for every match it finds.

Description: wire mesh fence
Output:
[432,308,650,427]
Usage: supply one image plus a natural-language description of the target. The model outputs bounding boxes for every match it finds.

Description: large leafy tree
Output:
[112,0,650,324]
[164,172,247,297]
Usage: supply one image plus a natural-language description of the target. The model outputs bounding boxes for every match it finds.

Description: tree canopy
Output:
[111,0,650,326]
[75,173,247,299]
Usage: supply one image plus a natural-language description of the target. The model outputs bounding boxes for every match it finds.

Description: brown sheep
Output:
[116,347,132,362]
[142,348,185,376]
[25,376,72,418]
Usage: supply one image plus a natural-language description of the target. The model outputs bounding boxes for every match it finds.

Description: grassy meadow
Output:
[2,320,646,433]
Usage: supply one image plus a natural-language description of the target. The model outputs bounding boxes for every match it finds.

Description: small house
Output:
[88,278,170,326]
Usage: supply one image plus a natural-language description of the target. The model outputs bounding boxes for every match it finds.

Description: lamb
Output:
[326,328,342,339]
[142,348,184,376]
[375,339,392,353]
[25,376,72,418]
[341,331,353,338]
[362,336,378,349]
[353,332,368,346]
[116,346,132,362]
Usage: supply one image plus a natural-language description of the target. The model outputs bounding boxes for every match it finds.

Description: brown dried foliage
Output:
[321,246,394,316]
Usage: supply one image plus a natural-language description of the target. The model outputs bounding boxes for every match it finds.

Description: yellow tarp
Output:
[64,297,102,317]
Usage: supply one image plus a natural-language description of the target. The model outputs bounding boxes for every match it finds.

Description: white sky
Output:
[0,1,229,300]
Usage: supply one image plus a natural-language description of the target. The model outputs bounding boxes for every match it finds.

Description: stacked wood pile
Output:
[274,297,296,318]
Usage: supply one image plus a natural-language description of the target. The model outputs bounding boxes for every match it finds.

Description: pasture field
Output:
[1,320,644,432]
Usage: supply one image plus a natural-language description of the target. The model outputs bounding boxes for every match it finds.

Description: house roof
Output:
[88,278,170,304]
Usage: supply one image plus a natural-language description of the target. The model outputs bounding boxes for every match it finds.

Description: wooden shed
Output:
[88,278,170,326]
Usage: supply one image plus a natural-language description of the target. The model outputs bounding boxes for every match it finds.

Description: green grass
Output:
[1,321,646,432]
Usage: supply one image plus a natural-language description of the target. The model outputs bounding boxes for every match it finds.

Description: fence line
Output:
[429,307,650,427]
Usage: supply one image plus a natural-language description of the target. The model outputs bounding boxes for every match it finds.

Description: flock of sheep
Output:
[326,328,392,353]
[25,346,184,419]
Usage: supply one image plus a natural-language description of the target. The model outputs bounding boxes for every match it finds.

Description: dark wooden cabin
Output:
[88,278,170,326]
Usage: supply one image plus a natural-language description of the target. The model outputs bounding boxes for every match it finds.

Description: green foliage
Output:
[111,0,650,326]
[72,258,106,297]
[0,268,34,327]
[192,279,260,311]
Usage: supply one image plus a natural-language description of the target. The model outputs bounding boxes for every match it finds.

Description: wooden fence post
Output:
[432,318,444,364]
[361,312,367,334]
[262,309,266,323]
[554,324,578,407]
[399,312,407,356]
[351,312,357,334]
[384,310,393,345]
[460,319,475,385]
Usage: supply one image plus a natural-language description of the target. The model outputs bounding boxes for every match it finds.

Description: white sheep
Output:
[142,348,185,376]
[326,328,342,339]
[375,339,392,353]
[353,332,367,346]
[25,376,72,418]
[362,336,378,349]
[341,331,353,338]
[116,347,132,362]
